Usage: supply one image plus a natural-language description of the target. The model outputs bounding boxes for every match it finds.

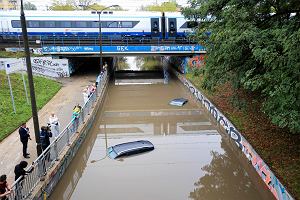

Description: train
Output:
[0,10,197,44]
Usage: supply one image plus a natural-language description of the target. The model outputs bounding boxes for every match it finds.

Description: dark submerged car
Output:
[108,140,154,159]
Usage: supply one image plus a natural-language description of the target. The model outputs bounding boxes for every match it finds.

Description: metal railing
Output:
[7,70,108,200]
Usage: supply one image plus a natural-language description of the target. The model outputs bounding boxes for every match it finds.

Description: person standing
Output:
[18,123,31,159]
[0,175,11,200]
[49,112,60,138]
[40,126,52,162]
[83,89,89,104]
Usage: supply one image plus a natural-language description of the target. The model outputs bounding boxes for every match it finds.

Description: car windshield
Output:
[107,147,118,159]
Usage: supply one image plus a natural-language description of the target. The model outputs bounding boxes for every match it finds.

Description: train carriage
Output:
[0,10,195,44]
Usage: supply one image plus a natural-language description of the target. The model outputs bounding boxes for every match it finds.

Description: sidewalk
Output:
[0,74,96,183]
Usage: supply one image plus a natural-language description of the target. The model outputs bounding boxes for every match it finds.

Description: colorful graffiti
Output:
[174,70,294,200]
[184,54,206,73]
[167,55,206,74]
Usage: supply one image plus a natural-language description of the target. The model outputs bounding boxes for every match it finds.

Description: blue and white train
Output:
[0,10,196,42]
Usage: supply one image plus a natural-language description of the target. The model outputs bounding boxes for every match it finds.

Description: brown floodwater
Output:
[49,76,275,200]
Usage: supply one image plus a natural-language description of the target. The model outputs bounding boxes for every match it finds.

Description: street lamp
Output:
[20,0,42,156]
[90,5,119,71]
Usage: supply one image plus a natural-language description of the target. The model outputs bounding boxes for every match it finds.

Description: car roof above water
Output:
[108,140,154,159]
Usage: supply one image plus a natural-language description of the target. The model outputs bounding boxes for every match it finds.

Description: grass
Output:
[186,72,300,199]
[0,70,61,141]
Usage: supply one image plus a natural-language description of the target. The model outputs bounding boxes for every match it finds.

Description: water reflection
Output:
[49,78,275,200]
[116,56,162,71]
[189,137,275,200]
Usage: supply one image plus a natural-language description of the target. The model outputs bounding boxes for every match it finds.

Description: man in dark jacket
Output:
[14,161,33,181]
[18,123,31,158]
[40,126,52,161]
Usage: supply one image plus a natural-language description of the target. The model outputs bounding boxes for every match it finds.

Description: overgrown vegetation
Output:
[0,71,61,141]
[182,0,300,133]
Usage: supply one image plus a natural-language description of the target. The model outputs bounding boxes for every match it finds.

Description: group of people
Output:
[82,84,97,104]
[0,161,34,199]
[1,66,110,199]
[0,113,61,199]
[18,113,60,160]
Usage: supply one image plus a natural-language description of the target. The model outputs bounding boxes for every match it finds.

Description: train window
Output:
[75,21,88,28]
[101,21,107,28]
[180,21,199,29]
[60,21,72,28]
[107,21,118,28]
[28,21,39,28]
[11,20,21,28]
[153,21,158,31]
[170,22,176,31]
[121,21,132,28]
[187,21,198,28]
[91,21,98,28]
[44,21,56,28]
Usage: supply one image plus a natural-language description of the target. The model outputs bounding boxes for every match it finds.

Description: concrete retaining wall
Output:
[173,69,294,200]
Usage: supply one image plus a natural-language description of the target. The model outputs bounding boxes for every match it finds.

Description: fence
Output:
[7,70,108,200]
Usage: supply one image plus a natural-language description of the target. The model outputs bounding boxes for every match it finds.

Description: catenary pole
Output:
[20,0,42,156]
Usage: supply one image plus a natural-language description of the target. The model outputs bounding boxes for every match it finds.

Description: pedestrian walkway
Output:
[0,74,96,183]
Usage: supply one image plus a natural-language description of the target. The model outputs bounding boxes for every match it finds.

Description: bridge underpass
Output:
[48,69,275,200]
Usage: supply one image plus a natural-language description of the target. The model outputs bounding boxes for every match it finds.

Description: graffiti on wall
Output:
[0,57,70,78]
[174,70,294,200]
[184,54,206,73]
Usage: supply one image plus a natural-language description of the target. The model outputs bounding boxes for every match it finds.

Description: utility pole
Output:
[20,0,42,156]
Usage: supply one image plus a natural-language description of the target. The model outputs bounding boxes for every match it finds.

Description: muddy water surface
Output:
[49,77,275,200]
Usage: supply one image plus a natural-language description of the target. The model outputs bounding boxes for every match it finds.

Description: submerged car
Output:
[108,140,154,159]
[169,98,188,106]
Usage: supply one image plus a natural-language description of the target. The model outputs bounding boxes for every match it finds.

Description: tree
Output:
[182,0,300,133]
[49,0,75,10]
[80,3,123,11]
[24,2,37,10]
[77,0,93,8]
[141,1,178,12]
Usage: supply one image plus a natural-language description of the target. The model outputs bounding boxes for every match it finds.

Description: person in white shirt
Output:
[83,89,89,104]
[49,112,60,138]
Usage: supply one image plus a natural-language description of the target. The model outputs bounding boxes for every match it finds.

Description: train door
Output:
[168,18,177,38]
[151,18,160,38]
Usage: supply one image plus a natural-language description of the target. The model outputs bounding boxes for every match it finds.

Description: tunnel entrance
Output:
[66,56,113,75]
[114,56,166,85]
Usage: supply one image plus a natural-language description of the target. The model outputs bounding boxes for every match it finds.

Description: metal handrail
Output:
[7,70,108,200]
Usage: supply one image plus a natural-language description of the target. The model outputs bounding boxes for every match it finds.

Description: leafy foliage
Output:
[49,0,123,11]
[182,0,300,133]
[24,2,37,10]
[49,0,75,10]
[141,1,178,12]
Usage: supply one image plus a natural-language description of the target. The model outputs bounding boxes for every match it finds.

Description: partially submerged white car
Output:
[108,140,154,159]
[169,98,188,106]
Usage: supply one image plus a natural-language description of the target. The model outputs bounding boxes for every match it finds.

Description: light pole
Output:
[20,0,42,156]
[89,5,119,71]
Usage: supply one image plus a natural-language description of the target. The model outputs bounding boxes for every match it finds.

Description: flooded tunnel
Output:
[48,56,275,200]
